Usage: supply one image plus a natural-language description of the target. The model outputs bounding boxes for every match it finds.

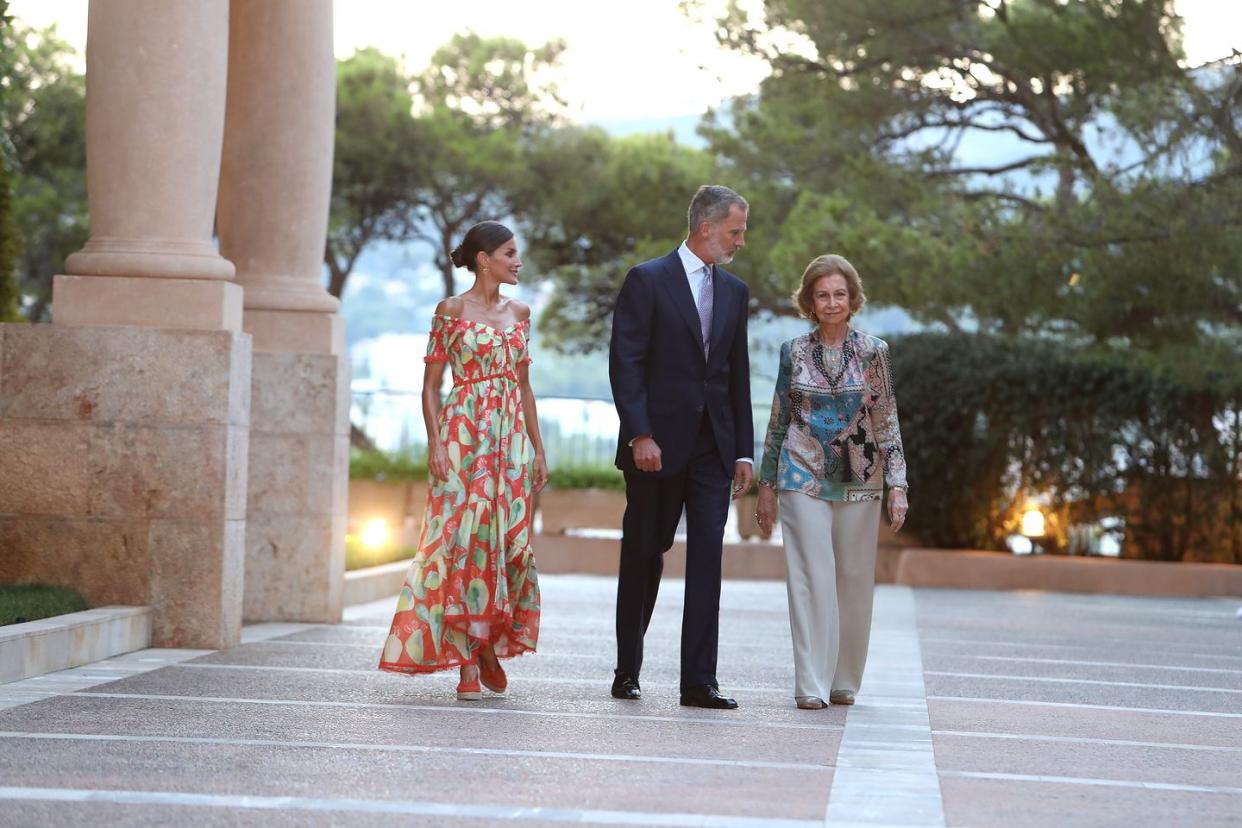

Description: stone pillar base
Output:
[242,310,349,623]
[0,323,251,649]
[53,275,244,331]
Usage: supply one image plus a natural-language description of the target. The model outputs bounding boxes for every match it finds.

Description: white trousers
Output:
[778,491,880,701]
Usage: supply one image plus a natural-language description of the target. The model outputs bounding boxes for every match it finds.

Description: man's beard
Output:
[706,239,735,265]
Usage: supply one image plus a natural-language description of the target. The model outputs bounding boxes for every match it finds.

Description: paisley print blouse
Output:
[759,328,907,502]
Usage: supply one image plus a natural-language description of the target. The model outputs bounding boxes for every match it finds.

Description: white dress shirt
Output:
[674,241,753,467]
[677,241,712,303]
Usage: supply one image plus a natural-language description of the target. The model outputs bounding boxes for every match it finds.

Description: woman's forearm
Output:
[422,392,442,447]
[421,365,445,448]
[521,386,545,455]
[758,345,793,483]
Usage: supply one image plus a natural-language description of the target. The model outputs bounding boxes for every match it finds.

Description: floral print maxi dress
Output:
[378,314,540,675]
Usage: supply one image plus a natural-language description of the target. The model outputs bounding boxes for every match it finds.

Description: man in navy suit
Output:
[608,185,754,709]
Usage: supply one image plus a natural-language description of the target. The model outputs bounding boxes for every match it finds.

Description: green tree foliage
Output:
[327,47,419,298]
[328,35,567,300]
[0,153,17,321]
[699,0,1242,367]
[0,18,86,322]
[518,127,714,351]
[892,332,1242,562]
[409,33,567,297]
[0,1,17,320]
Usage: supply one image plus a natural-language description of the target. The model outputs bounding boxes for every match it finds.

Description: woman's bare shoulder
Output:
[507,298,532,322]
[435,296,465,319]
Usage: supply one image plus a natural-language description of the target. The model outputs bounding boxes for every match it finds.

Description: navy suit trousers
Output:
[615,412,731,690]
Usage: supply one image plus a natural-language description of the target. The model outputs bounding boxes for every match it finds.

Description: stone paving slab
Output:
[924,673,1242,713]
[920,638,1242,671]
[924,654,1242,689]
[939,776,1242,828]
[928,697,1242,747]
[933,732,1242,787]
[0,802,513,828]
[0,790,819,828]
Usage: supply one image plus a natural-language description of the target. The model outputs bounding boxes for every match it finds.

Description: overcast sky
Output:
[9,0,1240,123]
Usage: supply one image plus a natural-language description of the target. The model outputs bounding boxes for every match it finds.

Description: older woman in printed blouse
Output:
[755,254,909,710]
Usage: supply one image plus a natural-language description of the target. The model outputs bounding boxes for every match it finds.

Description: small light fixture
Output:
[1020,506,1046,539]
[1007,534,1034,555]
[360,518,390,550]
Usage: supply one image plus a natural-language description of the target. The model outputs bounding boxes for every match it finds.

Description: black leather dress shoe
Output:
[611,672,641,700]
[679,685,738,709]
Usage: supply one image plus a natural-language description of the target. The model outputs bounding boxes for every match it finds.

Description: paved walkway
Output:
[0,575,1239,826]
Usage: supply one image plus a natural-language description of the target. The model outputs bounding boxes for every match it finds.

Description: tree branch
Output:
[925,155,1051,177]
[954,189,1047,211]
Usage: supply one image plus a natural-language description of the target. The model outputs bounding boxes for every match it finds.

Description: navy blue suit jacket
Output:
[609,249,754,477]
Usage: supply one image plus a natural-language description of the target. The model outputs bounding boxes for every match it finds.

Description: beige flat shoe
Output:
[829,690,855,706]
[796,696,826,709]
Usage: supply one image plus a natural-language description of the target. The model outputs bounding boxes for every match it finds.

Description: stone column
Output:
[0,0,251,649]
[58,0,241,330]
[217,0,350,624]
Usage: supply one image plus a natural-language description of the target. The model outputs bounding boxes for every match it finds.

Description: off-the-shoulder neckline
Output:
[433,313,529,334]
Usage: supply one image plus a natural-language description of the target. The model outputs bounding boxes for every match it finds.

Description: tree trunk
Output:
[440,257,455,298]
[1227,399,1237,563]
[325,245,348,298]
[25,294,49,323]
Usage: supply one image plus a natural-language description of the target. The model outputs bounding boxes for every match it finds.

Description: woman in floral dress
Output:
[379,221,547,700]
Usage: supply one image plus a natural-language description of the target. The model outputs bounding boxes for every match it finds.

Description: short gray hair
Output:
[687,185,748,233]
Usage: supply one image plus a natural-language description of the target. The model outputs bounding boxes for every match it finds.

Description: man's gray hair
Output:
[687,185,748,233]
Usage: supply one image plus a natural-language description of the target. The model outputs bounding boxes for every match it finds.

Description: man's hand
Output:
[732,462,753,500]
[631,436,662,472]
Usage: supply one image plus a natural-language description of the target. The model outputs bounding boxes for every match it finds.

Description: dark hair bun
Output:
[451,221,514,273]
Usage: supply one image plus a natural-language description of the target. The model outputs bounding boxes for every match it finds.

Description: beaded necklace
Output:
[811,330,854,388]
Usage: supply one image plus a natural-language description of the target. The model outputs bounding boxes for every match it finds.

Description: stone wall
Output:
[0,324,252,647]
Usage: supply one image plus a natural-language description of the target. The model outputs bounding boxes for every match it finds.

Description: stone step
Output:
[0,606,151,684]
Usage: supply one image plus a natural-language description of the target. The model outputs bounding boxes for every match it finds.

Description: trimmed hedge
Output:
[890,333,1241,563]
[349,448,428,482]
[546,463,624,491]
[351,448,624,491]
[344,538,414,572]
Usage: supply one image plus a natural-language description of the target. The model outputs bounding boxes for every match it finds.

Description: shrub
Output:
[890,333,1242,562]
[344,537,414,571]
[0,151,20,321]
[349,447,428,481]
[546,463,625,491]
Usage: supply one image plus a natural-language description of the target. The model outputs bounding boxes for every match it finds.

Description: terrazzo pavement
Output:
[0,574,1239,826]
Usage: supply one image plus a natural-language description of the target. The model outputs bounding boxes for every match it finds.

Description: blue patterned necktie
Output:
[697,264,714,356]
